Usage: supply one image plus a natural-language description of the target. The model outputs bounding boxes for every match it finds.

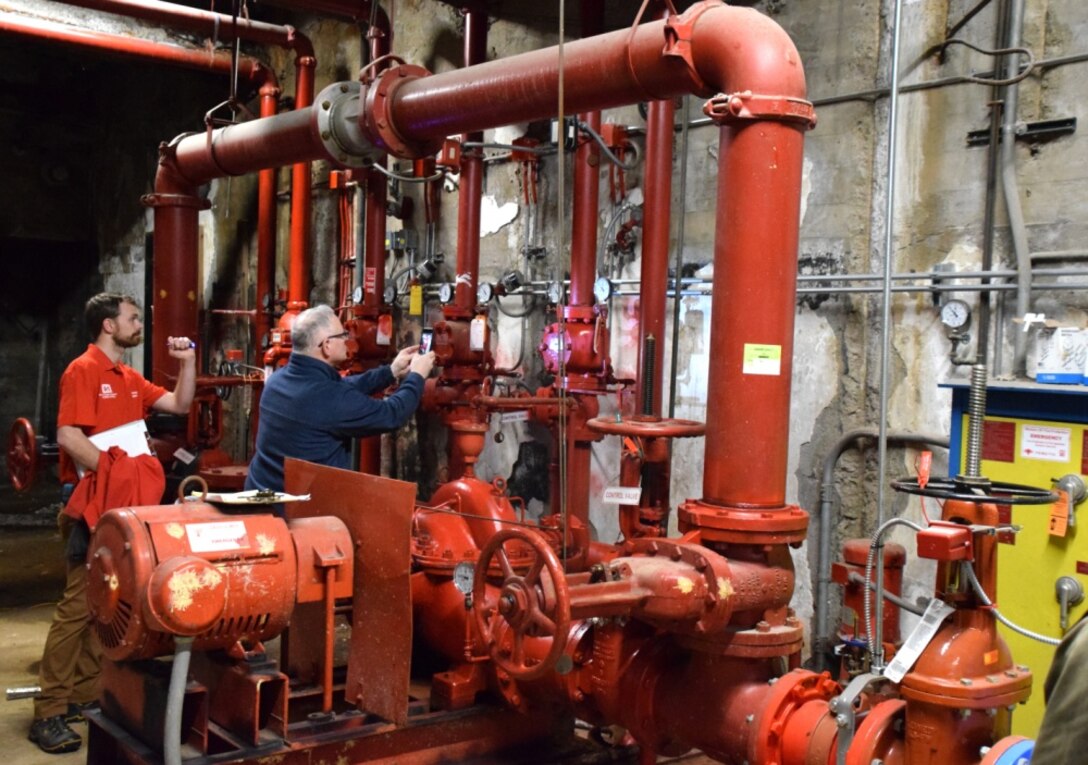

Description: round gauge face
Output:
[438,283,454,304]
[547,281,564,305]
[382,285,396,305]
[352,286,363,304]
[453,561,475,595]
[477,282,494,304]
[593,276,612,304]
[940,299,971,330]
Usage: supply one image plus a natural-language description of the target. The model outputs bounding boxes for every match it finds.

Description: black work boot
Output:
[28,715,82,754]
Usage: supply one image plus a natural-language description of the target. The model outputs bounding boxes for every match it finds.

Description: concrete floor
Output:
[0,523,77,765]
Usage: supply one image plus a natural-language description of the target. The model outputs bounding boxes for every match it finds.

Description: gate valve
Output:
[472,528,571,681]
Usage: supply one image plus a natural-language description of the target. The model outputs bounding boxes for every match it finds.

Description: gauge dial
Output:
[382,285,397,305]
[438,283,455,304]
[477,282,494,304]
[939,299,971,331]
[546,281,564,305]
[352,286,363,304]
[453,561,475,595]
[593,276,613,304]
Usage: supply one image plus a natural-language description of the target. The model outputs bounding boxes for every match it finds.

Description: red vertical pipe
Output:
[288,55,316,306]
[568,0,604,308]
[701,120,805,507]
[255,83,280,353]
[637,97,673,415]
[362,167,387,311]
[453,3,488,314]
[569,111,601,308]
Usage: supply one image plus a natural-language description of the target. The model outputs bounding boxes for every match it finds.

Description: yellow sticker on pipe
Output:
[409,284,423,316]
[742,343,782,376]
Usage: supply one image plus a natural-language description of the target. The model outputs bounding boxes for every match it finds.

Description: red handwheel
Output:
[472,528,571,681]
[7,417,38,491]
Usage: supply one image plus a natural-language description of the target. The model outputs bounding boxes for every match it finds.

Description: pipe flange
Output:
[313,81,384,167]
[750,669,840,765]
[362,64,444,160]
[140,192,211,210]
[678,499,809,545]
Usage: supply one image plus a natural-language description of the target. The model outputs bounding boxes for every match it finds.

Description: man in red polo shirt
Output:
[29,293,196,754]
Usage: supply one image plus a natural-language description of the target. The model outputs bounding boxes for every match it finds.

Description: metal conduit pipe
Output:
[812,429,949,673]
[1001,0,1031,377]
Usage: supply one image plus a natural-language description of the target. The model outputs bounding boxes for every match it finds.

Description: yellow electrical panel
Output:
[961,405,1088,737]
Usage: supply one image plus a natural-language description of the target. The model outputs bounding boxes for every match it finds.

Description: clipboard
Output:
[77,419,153,477]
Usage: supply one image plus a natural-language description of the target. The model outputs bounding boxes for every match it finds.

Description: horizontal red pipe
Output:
[377,3,805,145]
[0,11,275,81]
[59,0,314,55]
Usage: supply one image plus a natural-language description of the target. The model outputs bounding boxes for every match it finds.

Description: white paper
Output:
[185,489,311,505]
[79,419,152,477]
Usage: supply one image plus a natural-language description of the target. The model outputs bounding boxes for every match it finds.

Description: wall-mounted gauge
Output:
[593,276,613,304]
[477,282,494,304]
[939,299,972,333]
[452,561,475,595]
[352,286,363,305]
[546,281,565,305]
[438,283,454,304]
[383,285,397,305]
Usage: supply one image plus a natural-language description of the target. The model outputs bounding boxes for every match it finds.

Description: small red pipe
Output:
[362,167,387,311]
[288,56,316,306]
[453,4,488,314]
[637,98,674,416]
[256,84,281,354]
[569,111,601,308]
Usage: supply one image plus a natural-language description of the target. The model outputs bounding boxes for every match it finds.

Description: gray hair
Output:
[291,305,338,352]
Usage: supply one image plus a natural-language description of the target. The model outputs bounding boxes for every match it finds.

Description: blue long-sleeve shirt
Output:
[245,353,424,496]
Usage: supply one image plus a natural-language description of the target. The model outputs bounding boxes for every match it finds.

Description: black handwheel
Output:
[891,475,1058,505]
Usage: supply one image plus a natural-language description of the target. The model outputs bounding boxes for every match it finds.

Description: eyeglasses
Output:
[322,330,351,344]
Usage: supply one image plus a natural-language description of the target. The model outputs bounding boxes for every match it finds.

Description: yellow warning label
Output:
[742,343,782,376]
[409,284,424,316]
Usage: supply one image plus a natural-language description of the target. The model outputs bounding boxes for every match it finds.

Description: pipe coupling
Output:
[312,81,384,167]
[704,91,816,129]
[362,64,444,159]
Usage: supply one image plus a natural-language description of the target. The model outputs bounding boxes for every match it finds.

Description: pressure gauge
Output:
[546,281,565,305]
[352,285,363,305]
[593,276,613,304]
[939,299,972,332]
[452,561,475,595]
[477,282,494,304]
[382,285,397,305]
[438,283,455,304]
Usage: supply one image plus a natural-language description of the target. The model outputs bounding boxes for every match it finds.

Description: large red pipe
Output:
[288,58,316,306]
[256,85,280,353]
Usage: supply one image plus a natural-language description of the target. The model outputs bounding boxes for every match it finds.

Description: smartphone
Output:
[419,329,434,354]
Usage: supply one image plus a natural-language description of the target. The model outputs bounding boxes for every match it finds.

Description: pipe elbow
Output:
[687,2,808,100]
[285,26,315,60]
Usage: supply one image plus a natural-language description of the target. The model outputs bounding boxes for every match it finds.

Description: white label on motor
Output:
[173,447,196,465]
[602,486,643,505]
[1020,424,1071,462]
[186,521,250,553]
[883,597,954,683]
[501,410,530,423]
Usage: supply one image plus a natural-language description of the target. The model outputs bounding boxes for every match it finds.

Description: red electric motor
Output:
[86,503,353,661]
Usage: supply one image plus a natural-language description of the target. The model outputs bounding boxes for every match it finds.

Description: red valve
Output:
[472,528,571,681]
[7,417,38,492]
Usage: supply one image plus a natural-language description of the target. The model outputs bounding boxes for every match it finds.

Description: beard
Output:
[115,331,142,349]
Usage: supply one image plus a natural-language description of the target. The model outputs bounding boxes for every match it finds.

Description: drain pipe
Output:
[163,636,194,765]
[812,429,949,672]
[1000,0,1030,377]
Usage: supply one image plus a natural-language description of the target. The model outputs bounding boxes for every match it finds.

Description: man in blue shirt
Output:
[245,304,434,501]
